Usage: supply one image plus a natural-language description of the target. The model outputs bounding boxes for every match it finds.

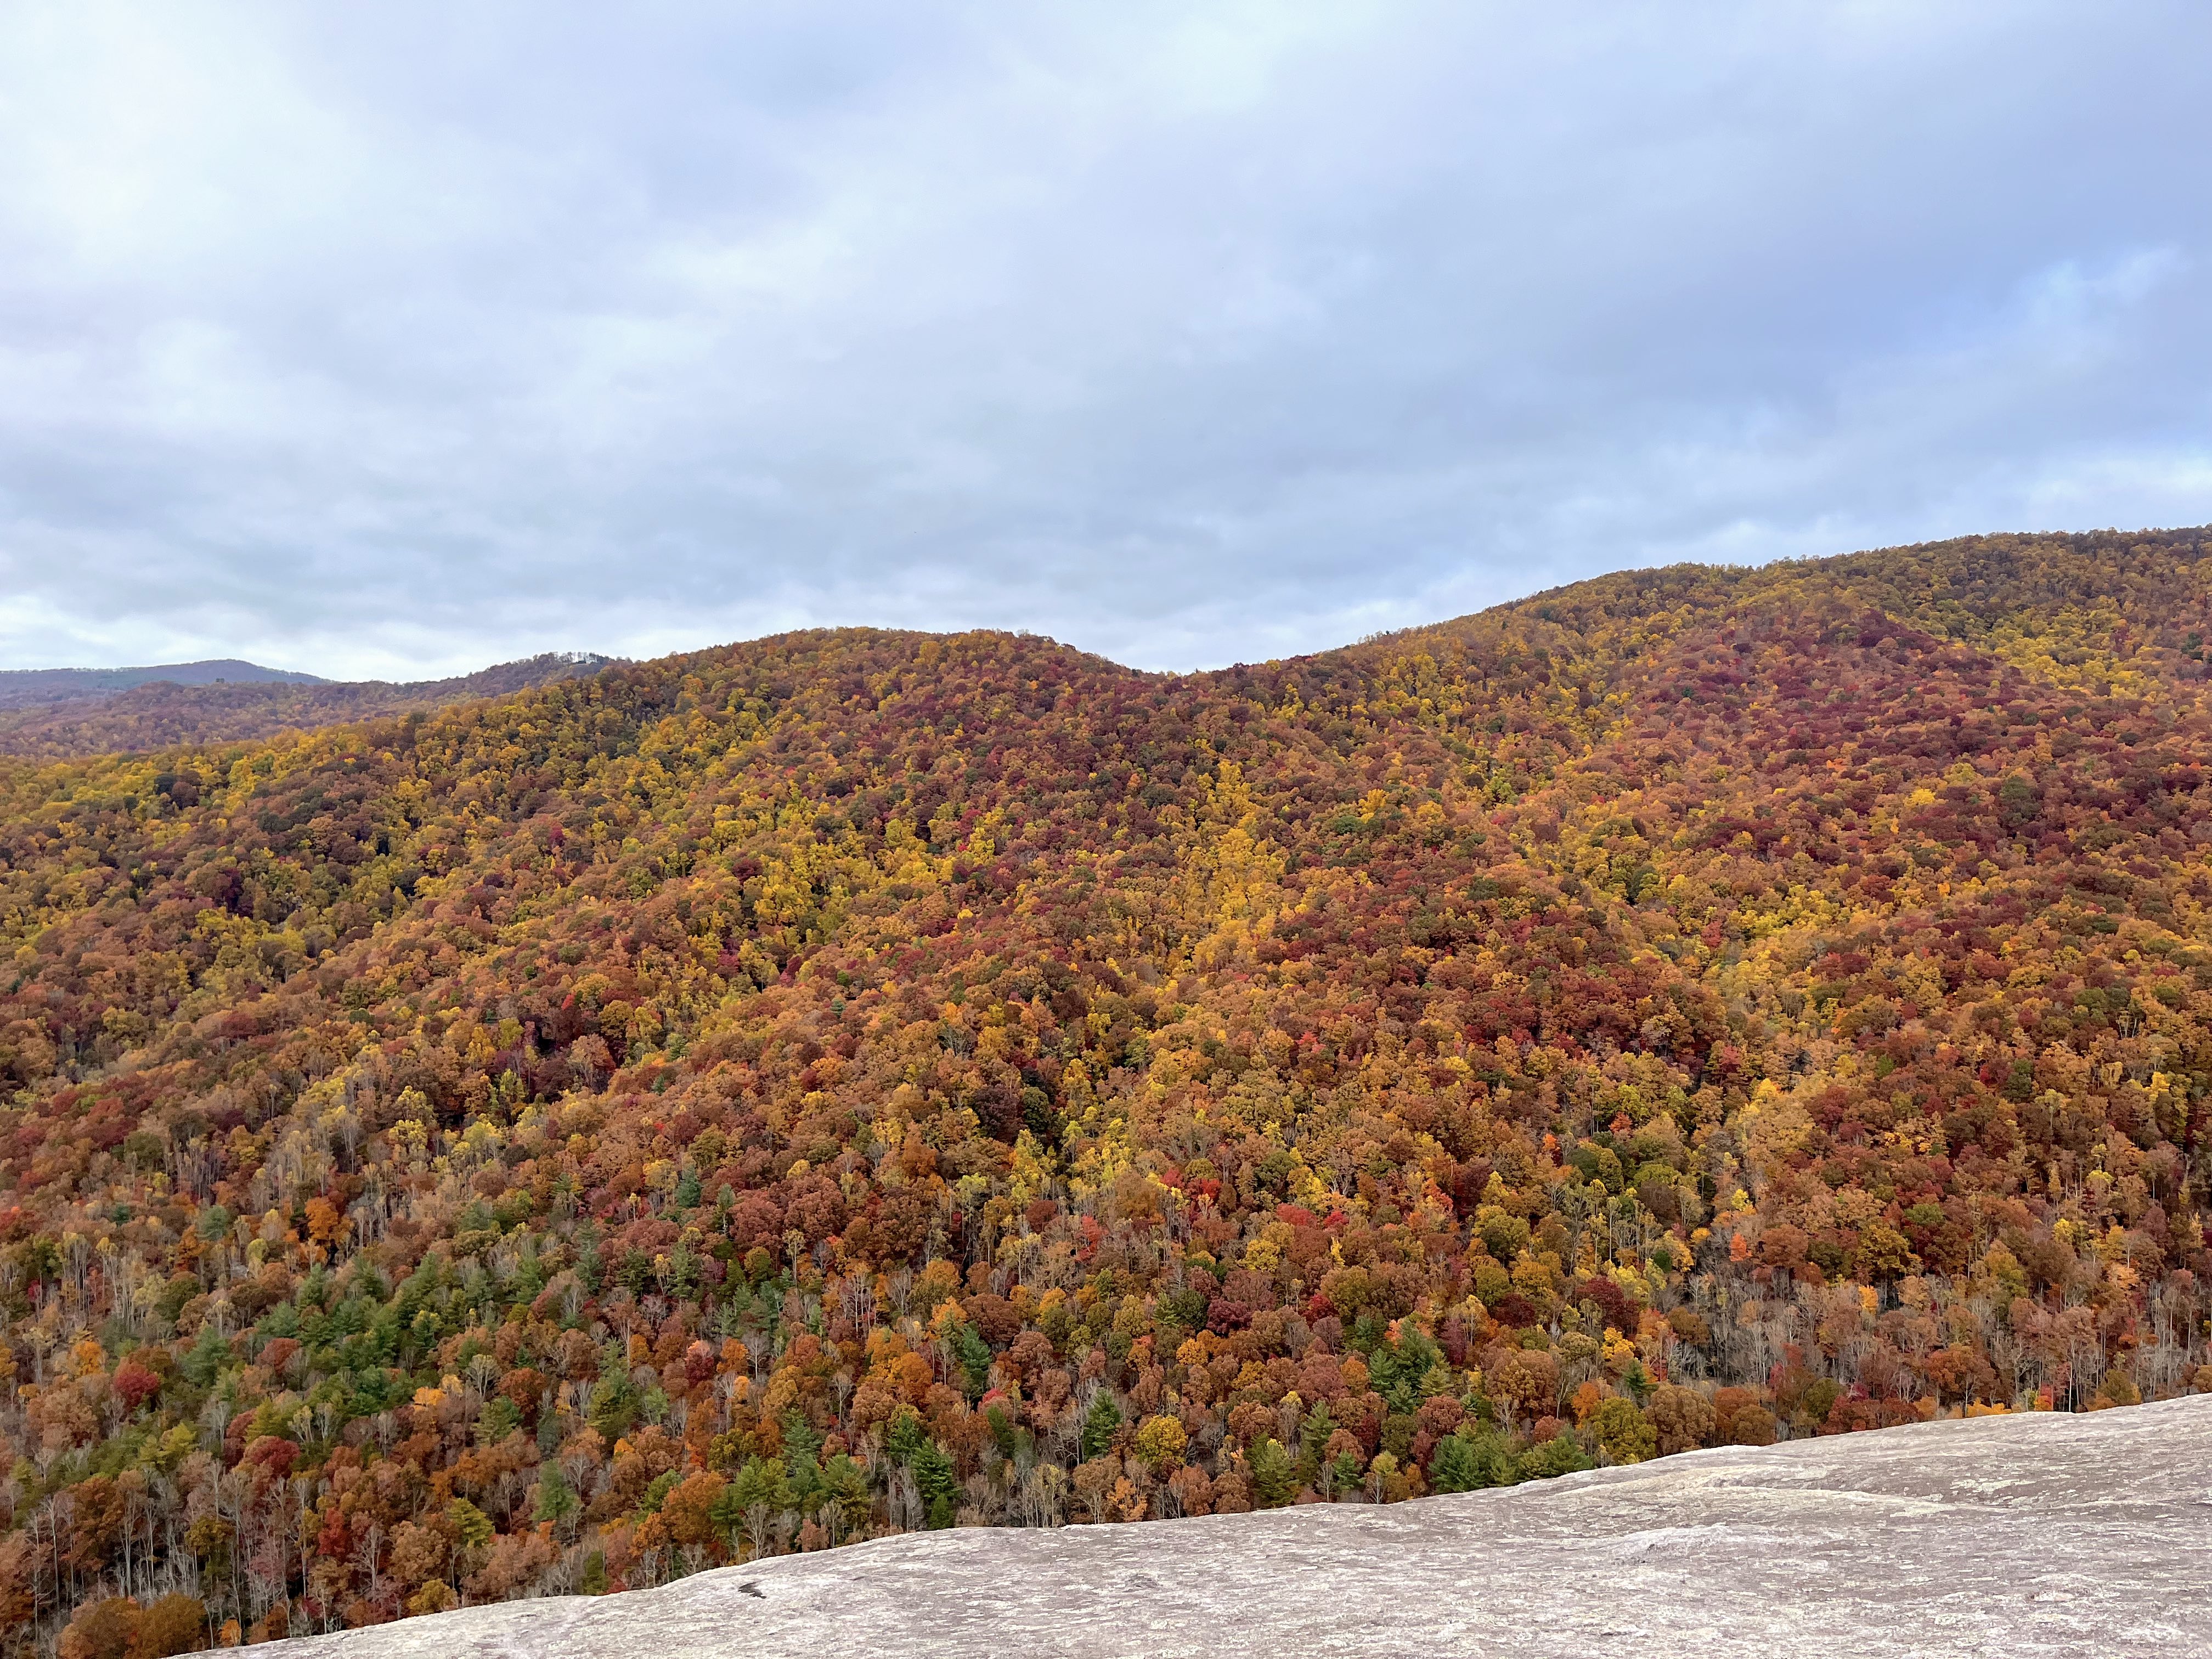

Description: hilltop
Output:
[3,527,2211,1653]
[0,660,324,710]
[0,653,619,759]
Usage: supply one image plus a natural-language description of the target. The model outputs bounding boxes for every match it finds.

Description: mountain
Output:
[4,527,2212,1654]
[0,659,325,711]
[0,653,619,758]
[256,1396,2212,1658]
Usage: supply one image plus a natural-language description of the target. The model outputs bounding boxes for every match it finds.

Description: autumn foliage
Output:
[0,656,615,762]
[2,528,2211,1647]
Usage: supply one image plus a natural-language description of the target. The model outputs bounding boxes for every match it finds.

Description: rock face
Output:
[272,1398,2211,1658]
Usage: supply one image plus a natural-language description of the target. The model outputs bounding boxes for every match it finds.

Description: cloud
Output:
[1,1,2208,677]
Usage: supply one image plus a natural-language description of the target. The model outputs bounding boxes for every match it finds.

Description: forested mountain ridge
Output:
[0,664,325,714]
[0,655,619,760]
[4,528,2211,1652]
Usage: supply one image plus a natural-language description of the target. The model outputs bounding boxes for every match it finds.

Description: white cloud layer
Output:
[1,1,2208,677]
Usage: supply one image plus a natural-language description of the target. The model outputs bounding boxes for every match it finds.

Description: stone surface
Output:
[270,1397,2212,1658]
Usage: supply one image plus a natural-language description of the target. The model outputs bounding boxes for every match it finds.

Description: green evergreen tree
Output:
[588,1372,639,1440]
[1368,1325,1444,1415]
[180,1324,230,1387]
[1519,1433,1595,1481]
[447,1497,494,1551]
[534,1462,580,1530]
[912,1439,959,1529]
[886,1404,928,1464]
[1080,1392,1124,1460]
[476,1395,521,1444]
[1429,1429,1516,1493]
[637,1470,681,1517]
[1250,1437,1297,1508]
[952,1321,993,1399]
[819,1453,873,1536]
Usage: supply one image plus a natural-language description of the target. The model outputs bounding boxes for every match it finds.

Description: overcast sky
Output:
[2,2,2208,679]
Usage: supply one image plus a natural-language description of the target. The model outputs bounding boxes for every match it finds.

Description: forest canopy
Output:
[3,528,2211,1651]
[0,655,617,761]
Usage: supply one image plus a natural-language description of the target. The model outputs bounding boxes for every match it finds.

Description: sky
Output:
[2,2,2209,680]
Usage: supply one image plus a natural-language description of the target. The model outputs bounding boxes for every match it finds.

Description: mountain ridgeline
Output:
[0,654,619,760]
[3,529,2212,1652]
[0,662,328,713]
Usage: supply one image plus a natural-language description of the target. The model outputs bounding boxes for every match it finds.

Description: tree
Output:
[885,1405,929,1464]
[716,1456,795,1556]
[1427,1432,1480,1494]
[390,1520,447,1591]
[588,1373,639,1440]
[660,1471,728,1553]
[467,1528,558,1602]
[731,1455,793,1516]
[1648,1385,1717,1456]
[1728,1404,1778,1447]
[1249,1439,1296,1508]
[816,1454,872,1542]
[133,1593,208,1657]
[448,1498,495,1553]
[913,1440,959,1530]
[1856,1222,1920,1283]
[1492,1349,1562,1427]
[0,1532,37,1630]
[1080,1393,1124,1461]
[1429,1429,1515,1493]
[1132,1415,1188,1474]
[1589,1398,1656,1464]
[1368,1325,1444,1416]
[304,1195,345,1247]
[59,1597,138,1659]
[534,1463,580,1533]
[951,1322,992,1398]
[1518,1434,1595,1481]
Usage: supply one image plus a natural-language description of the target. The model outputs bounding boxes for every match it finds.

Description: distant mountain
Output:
[0,651,619,757]
[0,657,325,711]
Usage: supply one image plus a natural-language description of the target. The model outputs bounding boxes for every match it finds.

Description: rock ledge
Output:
[270,1396,2212,1658]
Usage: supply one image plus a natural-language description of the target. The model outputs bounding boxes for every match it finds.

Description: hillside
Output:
[4,527,2212,1652]
[0,662,324,712]
[257,1397,2212,1658]
[0,654,619,759]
